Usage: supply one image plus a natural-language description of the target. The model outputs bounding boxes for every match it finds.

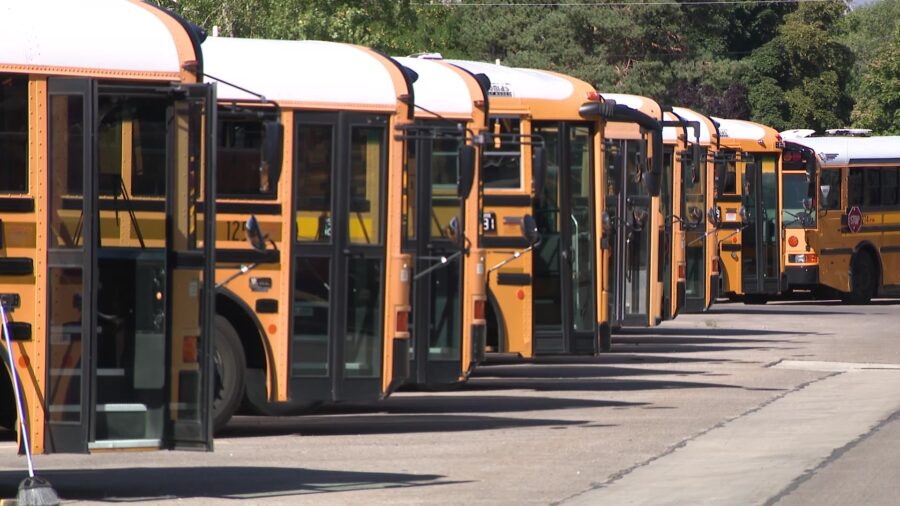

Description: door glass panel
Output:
[685,148,708,299]
[49,95,85,248]
[430,137,461,239]
[344,258,383,377]
[97,96,168,247]
[296,124,334,242]
[403,140,416,242]
[625,141,650,316]
[47,268,84,423]
[348,126,384,245]
[428,261,461,359]
[532,125,562,330]
[569,126,594,331]
[483,118,521,189]
[292,256,331,377]
[95,255,166,441]
[605,141,621,318]
[741,158,759,281]
[761,155,779,278]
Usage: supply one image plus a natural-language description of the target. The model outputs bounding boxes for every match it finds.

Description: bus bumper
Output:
[785,265,819,289]
[471,323,486,366]
[709,274,720,304]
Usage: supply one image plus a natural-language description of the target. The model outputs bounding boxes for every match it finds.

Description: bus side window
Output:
[848,168,864,208]
[881,168,899,208]
[865,169,881,207]
[821,169,842,210]
[0,75,29,193]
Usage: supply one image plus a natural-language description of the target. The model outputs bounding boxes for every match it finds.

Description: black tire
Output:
[213,315,246,433]
[844,253,876,305]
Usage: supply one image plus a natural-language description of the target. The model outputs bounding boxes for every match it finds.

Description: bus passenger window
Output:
[0,76,28,193]
[848,169,864,207]
[483,118,521,189]
[217,114,278,198]
[820,169,842,210]
[865,169,881,207]
[882,168,899,207]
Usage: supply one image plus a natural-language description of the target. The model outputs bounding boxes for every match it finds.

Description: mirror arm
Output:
[413,250,464,281]
[216,263,258,290]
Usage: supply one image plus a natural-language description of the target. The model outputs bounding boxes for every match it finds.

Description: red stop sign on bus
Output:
[847,206,863,233]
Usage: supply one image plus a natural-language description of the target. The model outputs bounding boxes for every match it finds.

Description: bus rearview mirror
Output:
[532,146,547,197]
[263,120,283,189]
[521,214,541,246]
[820,185,831,210]
[245,215,267,252]
[457,144,476,199]
[447,216,461,243]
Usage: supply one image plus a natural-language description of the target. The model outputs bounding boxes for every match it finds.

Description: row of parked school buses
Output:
[1,1,898,456]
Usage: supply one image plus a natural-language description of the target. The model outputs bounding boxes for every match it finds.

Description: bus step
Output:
[95,403,148,441]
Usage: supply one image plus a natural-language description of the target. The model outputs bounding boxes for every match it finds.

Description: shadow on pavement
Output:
[463,376,776,394]
[220,411,603,438]
[0,466,454,502]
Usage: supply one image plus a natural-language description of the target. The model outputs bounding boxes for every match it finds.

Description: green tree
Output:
[851,26,900,134]
[748,0,854,131]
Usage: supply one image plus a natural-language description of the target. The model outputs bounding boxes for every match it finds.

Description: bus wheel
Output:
[844,253,876,305]
[213,315,246,433]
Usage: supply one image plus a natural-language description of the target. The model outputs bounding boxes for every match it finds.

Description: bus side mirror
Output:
[532,146,547,197]
[819,185,831,210]
[447,215,461,244]
[458,144,476,199]
[708,206,720,228]
[245,215,267,251]
[521,214,541,246]
[263,120,283,188]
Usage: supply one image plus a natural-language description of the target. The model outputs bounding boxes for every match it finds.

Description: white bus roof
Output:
[663,107,712,144]
[712,117,767,141]
[0,1,184,79]
[202,37,401,107]
[785,136,900,166]
[395,57,474,117]
[447,60,575,101]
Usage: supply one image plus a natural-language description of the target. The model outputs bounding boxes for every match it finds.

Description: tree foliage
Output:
[160,0,898,133]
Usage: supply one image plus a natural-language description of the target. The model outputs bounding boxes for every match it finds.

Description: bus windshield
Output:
[782,172,816,228]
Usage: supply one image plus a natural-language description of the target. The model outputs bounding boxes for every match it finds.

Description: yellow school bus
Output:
[595,94,666,329]
[449,60,610,356]
[783,135,900,303]
[778,134,821,295]
[667,108,721,312]
[201,37,413,428]
[713,118,784,304]
[0,1,216,453]
[661,110,688,320]
[393,55,488,387]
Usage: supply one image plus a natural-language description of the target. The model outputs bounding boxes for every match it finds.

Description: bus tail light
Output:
[712,257,720,274]
[396,309,409,333]
[474,299,486,320]
[677,262,686,282]
[183,336,198,363]
[788,254,819,264]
